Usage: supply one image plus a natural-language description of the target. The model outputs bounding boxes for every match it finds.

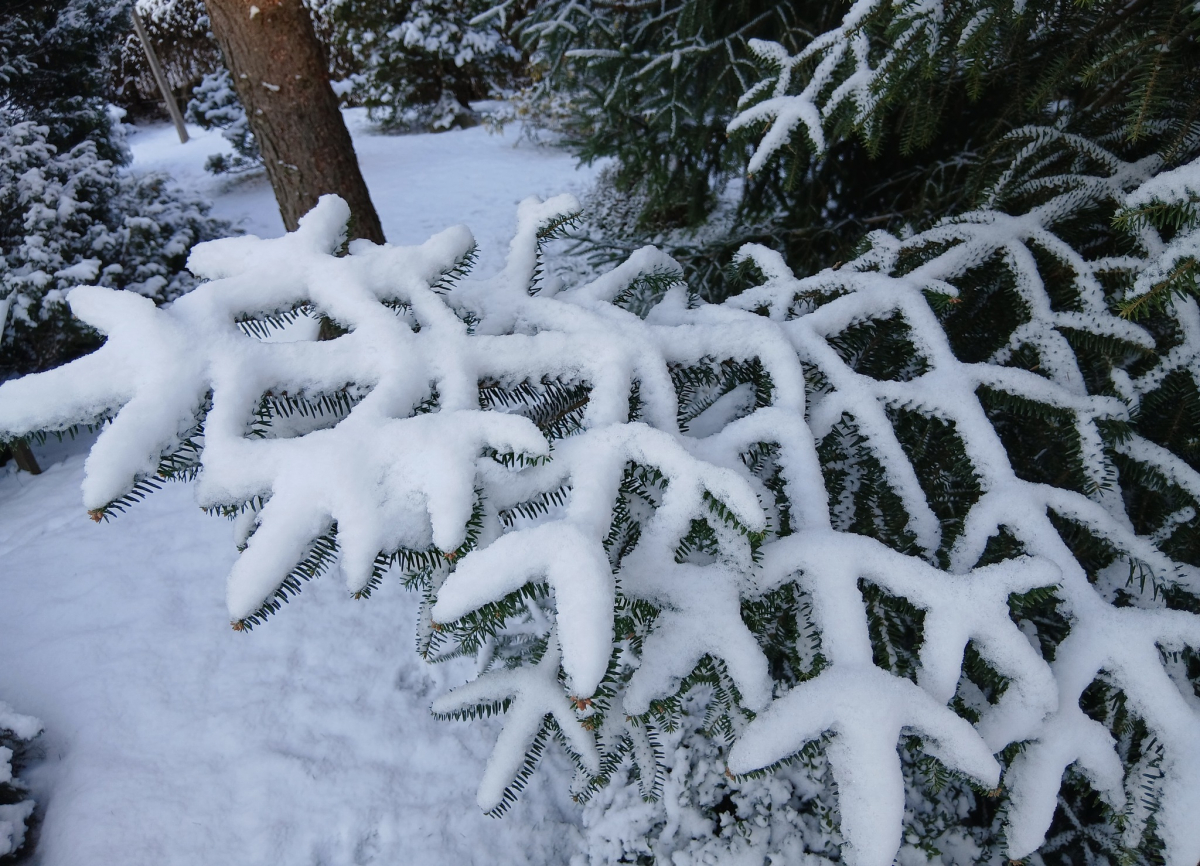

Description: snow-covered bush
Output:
[2,151,1198,862]
[320,0,524,131]
[185,69,261,175]
[0,117,227,378]
[0,0,129,161]
[0,702,41,860]
[1,0,228,380]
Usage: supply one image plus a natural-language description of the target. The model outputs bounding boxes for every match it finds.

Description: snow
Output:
[432,630,601,813]
[0,702,40,742]
[0,112,598,865]
[0,179,785,799]
[1125,154,1200,209]
[125,109,596,273]
[432,522,615,696]
[0,460,581,864]
[729,664,998,866]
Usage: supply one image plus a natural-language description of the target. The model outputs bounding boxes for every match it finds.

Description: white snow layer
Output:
[0,462,580,864]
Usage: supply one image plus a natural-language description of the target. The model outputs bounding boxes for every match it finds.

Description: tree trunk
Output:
[203,0,385,243]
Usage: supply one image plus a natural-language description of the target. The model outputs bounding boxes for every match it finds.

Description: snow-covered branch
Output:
[2,177,1198,864]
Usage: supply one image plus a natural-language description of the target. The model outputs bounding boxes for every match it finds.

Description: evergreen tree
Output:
[0,0,129,160]
[3,149,1198,861]
[1,0,228,380]
[510,0,807,289]
[321,0,528,131]
[185,68,261,174]
[521,0,1200,302]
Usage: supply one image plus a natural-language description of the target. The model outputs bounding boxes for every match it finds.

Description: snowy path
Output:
[0,114,599,865]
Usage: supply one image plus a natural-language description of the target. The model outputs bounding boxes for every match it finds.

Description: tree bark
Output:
[203,0,385,243]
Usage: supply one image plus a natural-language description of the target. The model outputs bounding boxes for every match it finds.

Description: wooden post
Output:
[10,440,42,475]
[131,8,189,144]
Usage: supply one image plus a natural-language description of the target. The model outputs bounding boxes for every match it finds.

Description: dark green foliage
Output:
[889,408,981,560]
[1006,583,1070,662]
[534,0,1200,303]
[0,0,130,159]
[819,414,921,556]
[741,583,826,686]
[861,579,925,681]
[520,1,805,233]
[610,1,1200,857]
[516,0,819,296]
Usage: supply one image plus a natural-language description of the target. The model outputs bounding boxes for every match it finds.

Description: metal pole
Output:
[131,8,189,143]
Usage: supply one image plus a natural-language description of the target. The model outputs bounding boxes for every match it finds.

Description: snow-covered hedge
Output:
[1,134,1199,863]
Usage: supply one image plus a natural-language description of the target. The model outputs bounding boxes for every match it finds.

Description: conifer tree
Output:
[185,68,262,175]
[3,154,1199,861]
[0,0,129,160]
[510,0,808,290]
[202,0,385,241]
[521,0,1200,303]
[1,0,227,381]
[321,0,527,131]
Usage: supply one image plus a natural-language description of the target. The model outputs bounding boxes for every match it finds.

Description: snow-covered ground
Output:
[0,114,601,865]
[129,109,597,270]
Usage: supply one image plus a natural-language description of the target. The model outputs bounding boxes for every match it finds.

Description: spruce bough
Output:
[1,154,1198,860]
